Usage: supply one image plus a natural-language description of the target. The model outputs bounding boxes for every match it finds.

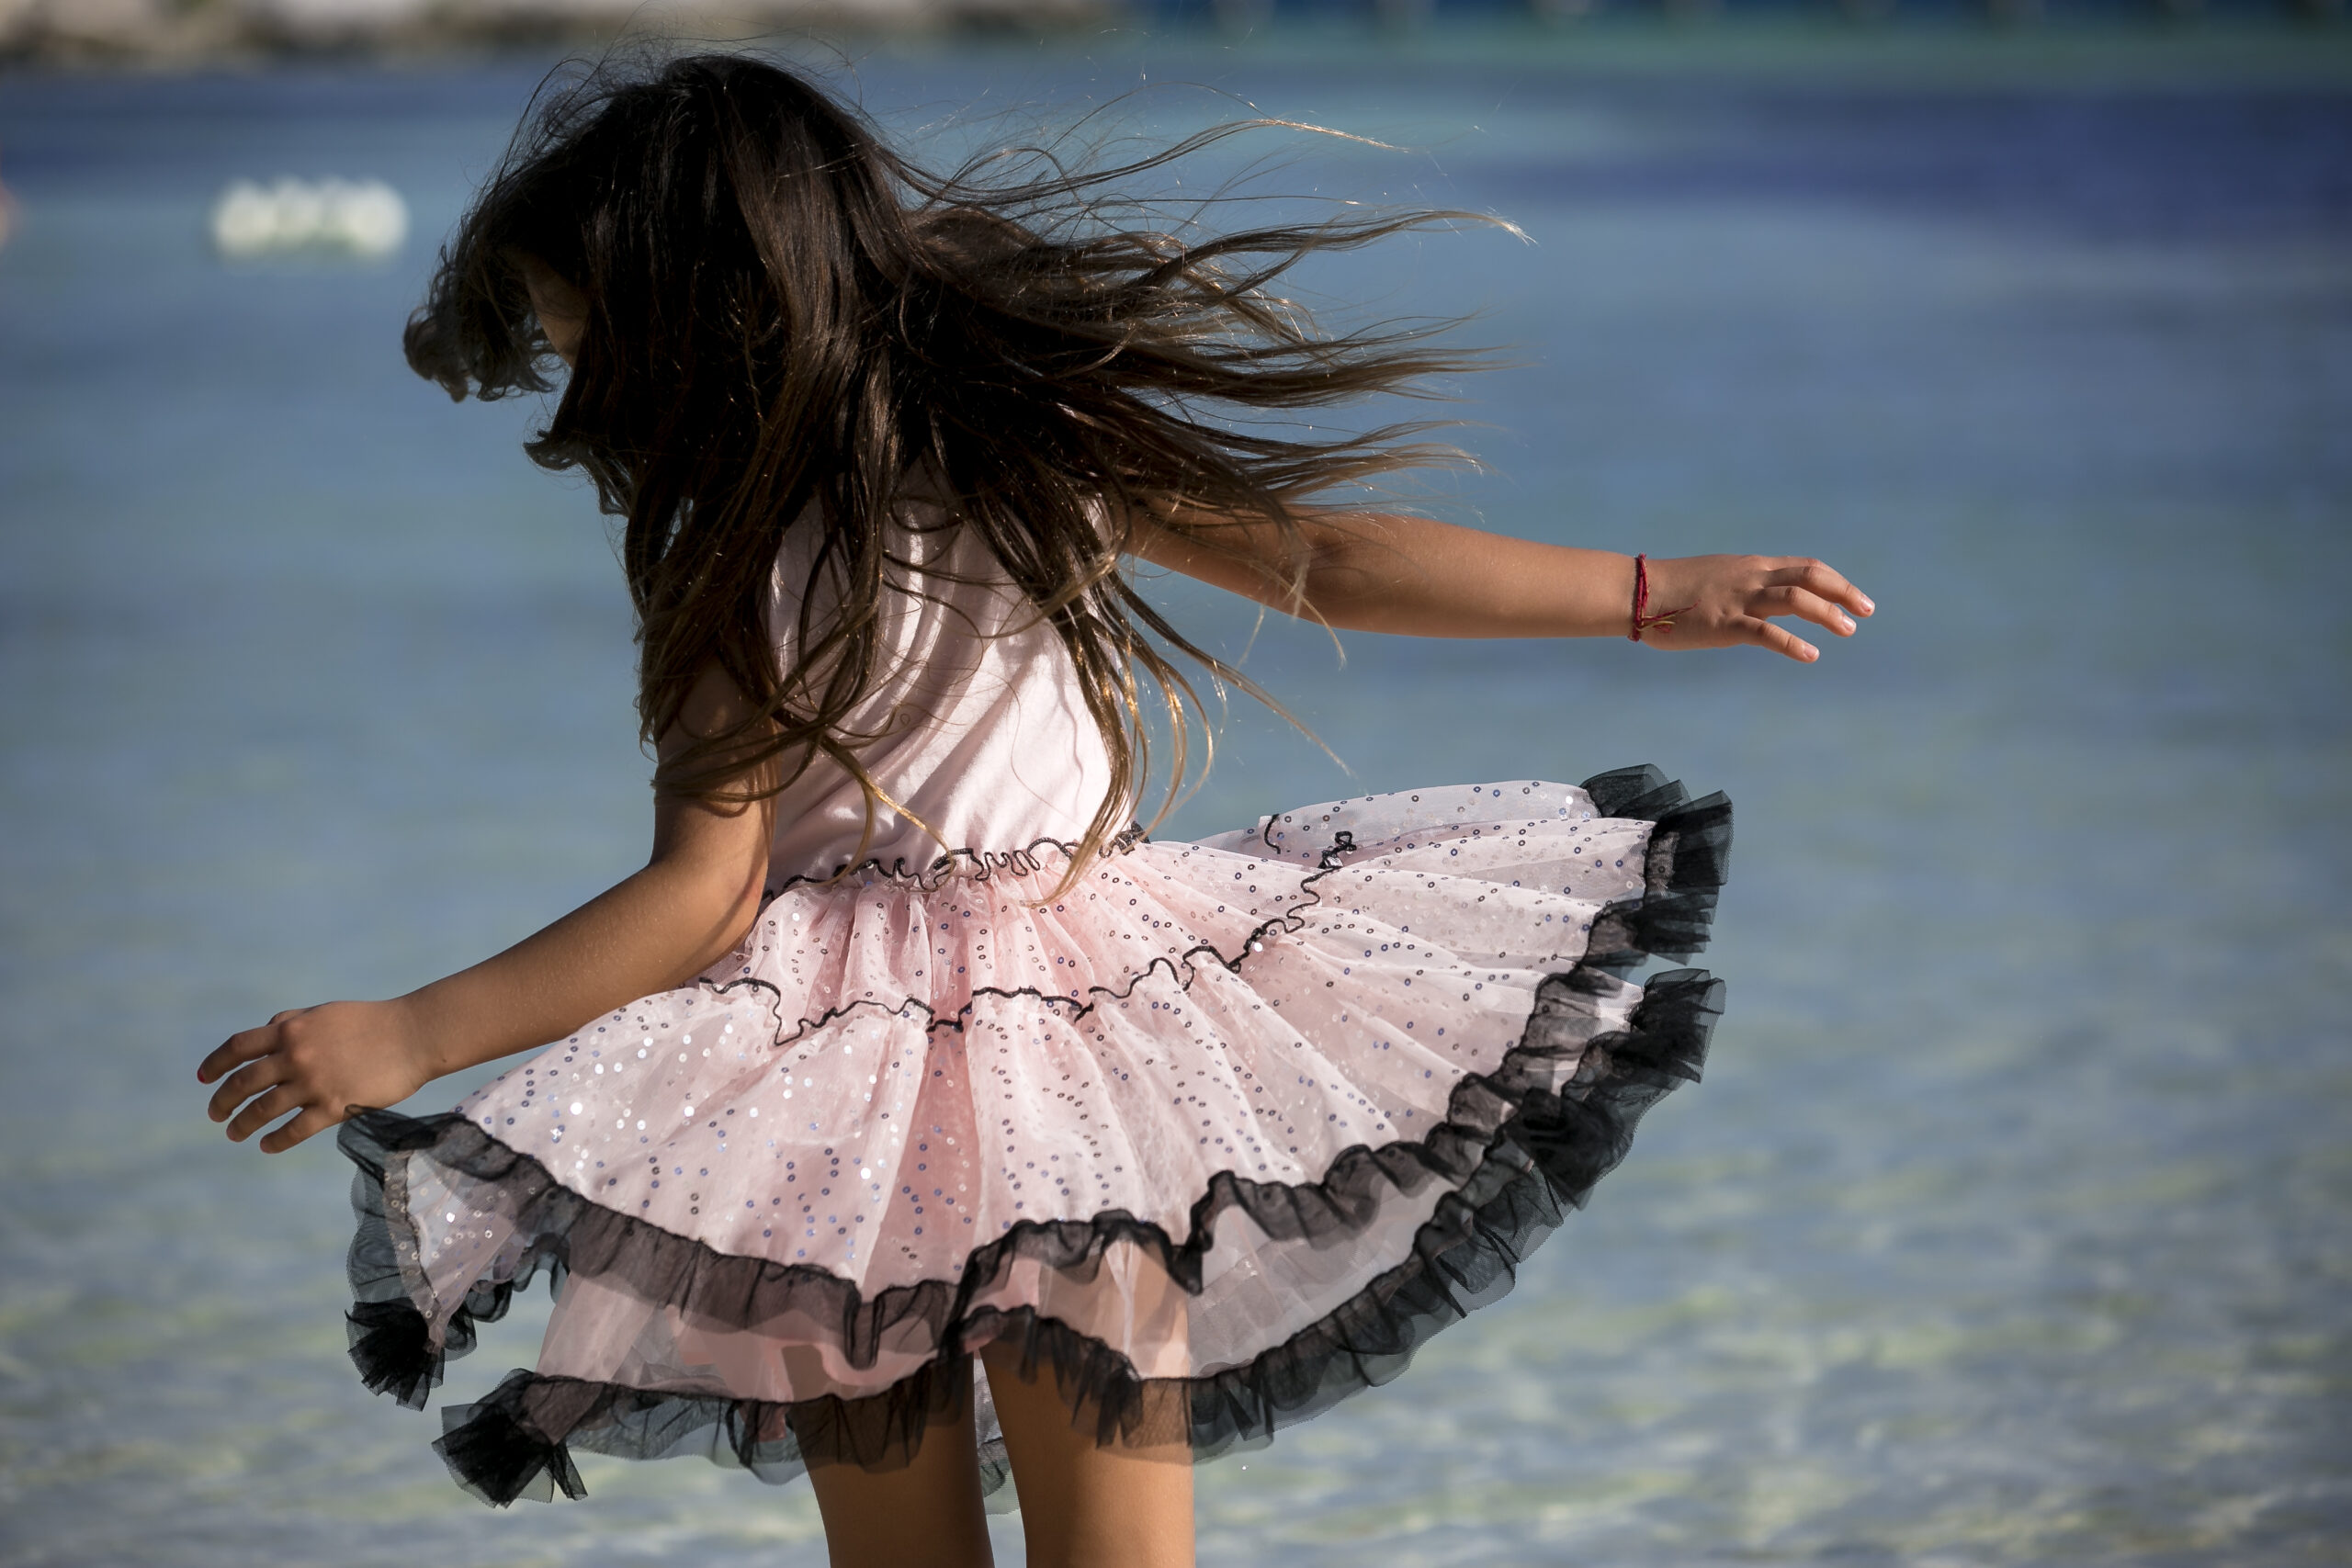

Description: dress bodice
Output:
[759,501,1115,886]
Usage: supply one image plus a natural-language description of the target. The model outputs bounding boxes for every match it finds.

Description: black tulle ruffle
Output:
[340,767,1730,1506]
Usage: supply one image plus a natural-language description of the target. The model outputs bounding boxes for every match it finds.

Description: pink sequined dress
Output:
[340,504,1731,1506]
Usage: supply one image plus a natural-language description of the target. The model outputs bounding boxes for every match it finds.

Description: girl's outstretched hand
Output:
[198,999,434,1154]
[1637,555,1872,662]
[1132,508,1872,656]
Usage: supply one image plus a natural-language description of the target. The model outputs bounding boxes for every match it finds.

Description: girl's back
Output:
[759,497,1113,886]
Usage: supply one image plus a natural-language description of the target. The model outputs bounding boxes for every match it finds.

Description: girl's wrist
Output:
[1607,552,1641,639]
[390,987,468,1082]
[1626,553,1695,644]
[1569,549,1642,642]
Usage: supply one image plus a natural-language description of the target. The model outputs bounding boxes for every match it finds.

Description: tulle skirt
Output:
[340,768,1730,1506]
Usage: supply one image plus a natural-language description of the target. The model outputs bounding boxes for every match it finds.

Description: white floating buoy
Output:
[209,177,408,261]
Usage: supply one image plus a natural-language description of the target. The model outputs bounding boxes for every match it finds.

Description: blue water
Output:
[2,34,2347,1566]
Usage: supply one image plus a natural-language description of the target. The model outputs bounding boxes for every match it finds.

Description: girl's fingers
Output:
[207,1055,288,1124]
[226,1083,302,1143]
[258,1105,340,1156]
[198,1024,277,1085]
[1768,558,1873,617]
[1736,615,1818,663]
[1753,584,1859,636]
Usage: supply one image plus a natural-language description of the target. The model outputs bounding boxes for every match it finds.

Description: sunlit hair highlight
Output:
[405,51,1496,885]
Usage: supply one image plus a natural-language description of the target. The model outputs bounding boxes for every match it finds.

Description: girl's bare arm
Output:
[198,664,776,1154]
[1128,505,1872,661]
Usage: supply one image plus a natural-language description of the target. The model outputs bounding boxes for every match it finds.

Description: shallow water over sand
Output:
[1,36,2346,1566]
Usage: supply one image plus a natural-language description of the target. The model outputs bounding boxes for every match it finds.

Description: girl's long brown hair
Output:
[406,51,1491,878]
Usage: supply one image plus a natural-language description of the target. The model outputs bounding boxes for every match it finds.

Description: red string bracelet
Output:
[1628,554,1694,643]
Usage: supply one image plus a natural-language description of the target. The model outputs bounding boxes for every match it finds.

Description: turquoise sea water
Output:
[1,33,2347,1566]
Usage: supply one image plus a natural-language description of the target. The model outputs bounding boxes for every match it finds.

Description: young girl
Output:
[199,54,1869,1568]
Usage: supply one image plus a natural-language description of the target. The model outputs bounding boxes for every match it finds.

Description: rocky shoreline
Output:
[6,0,2346,69]
[0,0,1118,65]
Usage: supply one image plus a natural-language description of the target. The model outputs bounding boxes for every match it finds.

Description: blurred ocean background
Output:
[2,27,2348,1568]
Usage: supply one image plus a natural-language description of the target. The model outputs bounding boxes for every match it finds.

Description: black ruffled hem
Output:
[341,768,1729,1506]
[1582,764,1732,968]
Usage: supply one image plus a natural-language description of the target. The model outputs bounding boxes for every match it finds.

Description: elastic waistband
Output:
[762,826,1147,899]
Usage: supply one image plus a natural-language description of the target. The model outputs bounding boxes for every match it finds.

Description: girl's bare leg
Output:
[981,1342,1195,1568]
[803,1382,994,1568]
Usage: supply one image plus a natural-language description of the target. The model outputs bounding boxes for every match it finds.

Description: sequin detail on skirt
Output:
[341,769,1730,1506]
